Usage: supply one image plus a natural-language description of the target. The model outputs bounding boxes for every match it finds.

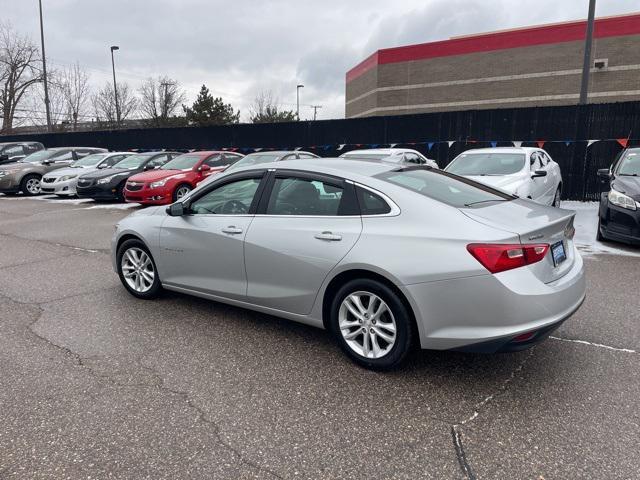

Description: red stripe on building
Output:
[346,13,640,82]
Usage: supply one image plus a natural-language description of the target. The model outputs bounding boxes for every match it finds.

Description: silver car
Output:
[41,152,134,197]
[112,159,585,369]
[340,148,439,168]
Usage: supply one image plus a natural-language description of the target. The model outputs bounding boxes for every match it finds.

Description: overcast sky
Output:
[3,0,638,121]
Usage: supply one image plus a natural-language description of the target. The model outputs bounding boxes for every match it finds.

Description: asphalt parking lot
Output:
[0,196,639,480]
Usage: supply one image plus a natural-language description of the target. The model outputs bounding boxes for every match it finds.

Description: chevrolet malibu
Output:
[112,159,585,369]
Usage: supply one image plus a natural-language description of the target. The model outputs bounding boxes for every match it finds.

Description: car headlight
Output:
[608,188,637,211]
[150,179,168,188]
[97,175,116,185]
[58,175,77,182]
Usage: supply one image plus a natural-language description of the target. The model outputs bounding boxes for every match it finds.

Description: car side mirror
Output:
[166,202,186,216]
[198,164,211,172]
[597,168,611,178]
[42,159,51,165]
[143,164,154,171]
[531,170,547,178]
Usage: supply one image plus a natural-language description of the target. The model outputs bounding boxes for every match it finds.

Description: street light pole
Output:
[38,0,52,132]
[110,46,121,125]
[579,0,597,105]
[296,84,304,120]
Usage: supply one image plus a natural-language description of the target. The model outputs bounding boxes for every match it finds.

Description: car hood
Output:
[463,174,525,194]
[44,166,96,178]
[81,168,134,180]
[612,176,640,201]
[128,169,187,184]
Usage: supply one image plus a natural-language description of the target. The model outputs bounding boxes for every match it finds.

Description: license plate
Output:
[551,241,566,266]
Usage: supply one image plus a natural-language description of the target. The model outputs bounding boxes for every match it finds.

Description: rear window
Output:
[446,153,525,175]
[377,168,513,208]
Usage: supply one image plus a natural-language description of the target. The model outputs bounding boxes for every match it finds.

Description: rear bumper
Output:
[402,246,586,351]
[599,198,640,245]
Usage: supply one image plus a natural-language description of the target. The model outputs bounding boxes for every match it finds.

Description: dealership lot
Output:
[0,196,639,479]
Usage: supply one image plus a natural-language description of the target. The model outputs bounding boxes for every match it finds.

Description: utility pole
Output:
[160,81,172,119]
[110,46,121,125]
[311,105,322,121]
[579,0,597,105]
[296,84,304,120]
[38,0,51,132]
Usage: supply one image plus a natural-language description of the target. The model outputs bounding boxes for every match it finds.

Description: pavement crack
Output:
[550,336,637,354]
[138,359,285,480]
[451,425,476,480]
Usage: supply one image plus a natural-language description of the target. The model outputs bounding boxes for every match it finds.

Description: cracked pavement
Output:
[0,196,639,479]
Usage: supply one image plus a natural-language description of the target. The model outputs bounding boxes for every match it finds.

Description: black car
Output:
[76,151,180,201]
[597,147,640,245]
[0,142,45,164]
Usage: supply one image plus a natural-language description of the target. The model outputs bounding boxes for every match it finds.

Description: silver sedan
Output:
[112,159,585,369]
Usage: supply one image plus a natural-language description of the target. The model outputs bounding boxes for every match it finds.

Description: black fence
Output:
[3,101,640,200]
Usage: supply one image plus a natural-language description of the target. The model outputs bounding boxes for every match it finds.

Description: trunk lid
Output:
[461,199,576,283]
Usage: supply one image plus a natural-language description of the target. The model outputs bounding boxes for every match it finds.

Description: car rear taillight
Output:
[466,243,550,274]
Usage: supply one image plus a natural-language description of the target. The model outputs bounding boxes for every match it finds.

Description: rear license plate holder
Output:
[551,241,566,266]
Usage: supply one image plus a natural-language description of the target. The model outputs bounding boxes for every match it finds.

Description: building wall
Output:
[346,30,640,118]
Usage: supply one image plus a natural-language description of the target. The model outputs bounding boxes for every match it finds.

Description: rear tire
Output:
[329,278,414,370]
[116,239,162,299]
[20,174,42,196]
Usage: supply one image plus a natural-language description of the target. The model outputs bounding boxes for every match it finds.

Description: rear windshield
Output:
[342,152,389,160]
[377,168,513,208]
[112,154,151,169]
[227,153,282,171]
[446,153,525,176]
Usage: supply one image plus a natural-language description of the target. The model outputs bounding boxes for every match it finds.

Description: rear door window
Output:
[266,176,345,216]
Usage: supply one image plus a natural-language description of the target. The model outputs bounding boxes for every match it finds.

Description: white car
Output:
[40,152,134,197]
[444,147,562,207]
[340,148,439,168]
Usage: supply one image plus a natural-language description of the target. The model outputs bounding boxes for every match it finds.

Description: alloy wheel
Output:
[175,185,191,200]
[26,178,41,194]
[121,247,155,293]
[338,291,397,359]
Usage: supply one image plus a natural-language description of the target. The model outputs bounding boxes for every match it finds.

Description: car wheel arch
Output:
[116,233,149,254]
[321,268,418,337]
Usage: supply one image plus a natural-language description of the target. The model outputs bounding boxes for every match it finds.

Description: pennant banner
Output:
[536,140,546,148]
[616,138,629,148]
[490,141,498,148]
[447,141,455,148]
[337,144,346,151]
[427,142,435,151]
[512,141,523,148]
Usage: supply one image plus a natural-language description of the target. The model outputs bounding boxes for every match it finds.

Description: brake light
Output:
[466,243,550,274]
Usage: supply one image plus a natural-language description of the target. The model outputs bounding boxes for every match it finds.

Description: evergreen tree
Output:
[183,85,240,125]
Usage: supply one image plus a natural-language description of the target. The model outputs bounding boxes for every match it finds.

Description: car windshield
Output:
[71,153,107,167]
[161,154,201,170]
[378,168,513,208]
[446,153,526,176]
[617,152,640,176]
[22,150,63,163]
[112,154,152,169]
[227,153,282,170]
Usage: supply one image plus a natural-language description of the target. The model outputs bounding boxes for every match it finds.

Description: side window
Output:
[541,152,552,166]
[148,155,169,168]
[54,151,74,161]
[105,155,125,166]
[190,177,261,215]
[266,176,344,216]
[297,153,317,159]
[403,153,424,165]
[356,187,391,215]
[203,154,225,168]
[530,152,541,169]
[4,145,25,157]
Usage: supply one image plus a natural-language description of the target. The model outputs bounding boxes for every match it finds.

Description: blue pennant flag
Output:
[323,145,331,151]
[564,140,572,146]
[369,144,379,148]
[490,141,498,148]
[427,142,435,150]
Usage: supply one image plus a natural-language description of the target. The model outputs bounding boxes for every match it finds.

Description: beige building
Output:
[345,13,640,118]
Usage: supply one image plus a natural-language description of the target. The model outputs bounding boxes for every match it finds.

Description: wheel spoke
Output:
[339,320,361,330]
[343,328,362,340]
[349,294,367,316]
[376,320,396,333]
[361,330,370,357]
[343,298,363,320]
[373,326,395,343]
[372,302,387,320]
[370,333,382,357]
[140,270,154,284]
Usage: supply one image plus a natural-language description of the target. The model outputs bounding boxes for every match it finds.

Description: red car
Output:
[124,151,243,205]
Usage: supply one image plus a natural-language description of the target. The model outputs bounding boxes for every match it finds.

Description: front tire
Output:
[20,174,42,196]
[329,279,414,370]
[173,183,192,202]
[596,217,604,241]
[552,186,561,207]
[116,239,162,299]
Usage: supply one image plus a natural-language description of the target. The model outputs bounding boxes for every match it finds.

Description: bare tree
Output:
[138,76,186,127]
[57,62,90,130]
[0,23,43,133]
[92,81,137,128]
[249,90,296,123]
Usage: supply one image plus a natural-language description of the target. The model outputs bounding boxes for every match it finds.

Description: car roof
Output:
[343,148,418,155]
[248,157,398,179]
[458,147,539,155]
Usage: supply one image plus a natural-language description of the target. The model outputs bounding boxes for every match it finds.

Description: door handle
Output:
[222,226,243,235]
[314,231,342,241]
